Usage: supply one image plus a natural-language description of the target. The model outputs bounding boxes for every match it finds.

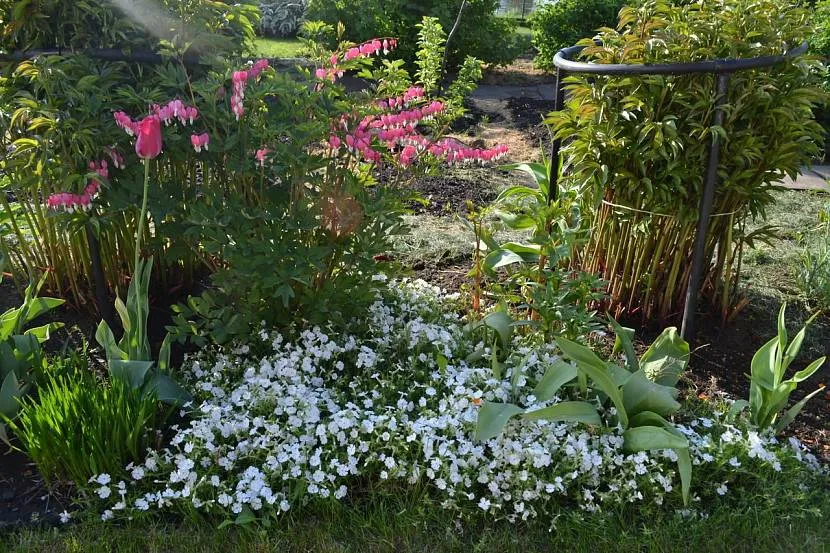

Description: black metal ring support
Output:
[548,41,809,342]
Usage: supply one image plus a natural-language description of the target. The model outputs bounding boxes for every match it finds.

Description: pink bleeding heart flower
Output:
[114,111,137,136]
[190,133,210,153]
[255,148,271,167]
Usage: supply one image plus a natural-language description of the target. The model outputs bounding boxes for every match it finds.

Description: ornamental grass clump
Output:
[550,0,825,322]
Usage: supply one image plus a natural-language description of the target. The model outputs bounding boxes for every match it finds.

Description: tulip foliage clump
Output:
[550,0,824,322]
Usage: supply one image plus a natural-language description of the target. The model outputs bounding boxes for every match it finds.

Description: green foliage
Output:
[811,0,830,58]
[259,0,307,38]
[471,312,693,505]
[468,152,606,341]
[556,325,692,504]
[0,0,258,55]
[796,204,830,310]
[304,0,525,69]
[95,258,191,406]
[3,351,169,485]
[414,16,483,121]
[0,0,253,309]
[0,268,63,440]
[550,0,825,322]
[530,0,624,71]
[731,303,827,432]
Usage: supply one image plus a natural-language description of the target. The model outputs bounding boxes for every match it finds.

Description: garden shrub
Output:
[0,0,258,55]
[0,0,258,309]
[1,8,497,326]
[258,0,307,38]
[87,280,827,523]
[550,0,824,322]
[157,19,502,341]
[811,0,830,58]
[304,0,525,69]
[530,0,625,71]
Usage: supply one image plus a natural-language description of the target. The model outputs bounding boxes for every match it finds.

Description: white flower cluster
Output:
[93,280,825,522]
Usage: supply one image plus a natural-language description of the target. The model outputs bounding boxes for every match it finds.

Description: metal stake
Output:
[547,67,566,206]
[680,72,731,342]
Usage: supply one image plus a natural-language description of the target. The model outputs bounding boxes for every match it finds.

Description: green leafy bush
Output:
[0,269,63,441]
[550,0,824,322]
[811,0,830,58]
[259,0,307,38]
[462,153,605,341]
[4,348,171,485]
[0,0,258,55]
[531,0,625,71]
[304,0,525,69]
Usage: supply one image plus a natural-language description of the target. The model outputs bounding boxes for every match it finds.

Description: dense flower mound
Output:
[92,280,825,523]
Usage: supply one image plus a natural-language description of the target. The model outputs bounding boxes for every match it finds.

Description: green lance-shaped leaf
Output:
[108,360,154,390]
[638,327,689,387]
[623,425,688,452]
[475,402,525,442]
[0,371,23,419]
[146,373,193,406]
[21,297,64,326]
[775,385,827,433]
[96,320,127,364]
[608,317,638,373]
[790,356,827,384]
[498,162,550,197]
[533,359,578,402]
[522,401,601,426]
[557,337,629,429]
[622,370,681,418]
[623,423,691,505]
[24,322,63,344]
[484,248,525,272]
[750,337,778,391]
[464,311,514,351]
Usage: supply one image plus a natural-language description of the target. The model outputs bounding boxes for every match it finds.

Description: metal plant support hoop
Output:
[549,41,809,342]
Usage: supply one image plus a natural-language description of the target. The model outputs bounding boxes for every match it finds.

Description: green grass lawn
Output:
[4,493,828,553]
[516,24,532,38]
[252,37,303,58]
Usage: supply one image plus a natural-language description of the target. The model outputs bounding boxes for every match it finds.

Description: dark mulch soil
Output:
[449,101,506,135]
[408,173,499,216]
[411,260,469,293]
[0,448,69,530]
[506,97,556,141]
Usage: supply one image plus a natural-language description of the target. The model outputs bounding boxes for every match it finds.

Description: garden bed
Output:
[1,2,828,546]
[1,72,828,532]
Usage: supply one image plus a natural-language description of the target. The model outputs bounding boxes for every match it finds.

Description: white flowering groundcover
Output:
[91,280,826,524]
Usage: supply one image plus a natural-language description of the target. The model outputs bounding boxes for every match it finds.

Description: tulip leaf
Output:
[533,359,578,401]
[557,337,629,429]
[622,370,680,418]
[523,401,600,426]
[775,385,826,433]
[639,327,689,387]
[0,370,22,419]
[475,402,525,442]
